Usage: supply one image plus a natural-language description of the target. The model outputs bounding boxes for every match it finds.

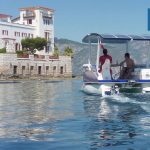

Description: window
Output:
[2,30,8,35]
[46,66,49,75]
[44,32,50,40]
[15,43,20,51]
[13,66,17,75]
[30,66,34,70]
[43,19,51,25]
[38,66,42,75]
[53,66,56,76]
[46,66,49,70]
[22,66,26,75]
[22,33,27,37]
[30,66,34,75]
[46,46,50,53]
[14,32,20,37]
[60,66,63,74]
[47,20,50,25]
[53,66,56,71]
[4,41,8,47]
[15,43,18,51]
[27,19,32,24]
[22,66,25,70]
[43,19,45,24]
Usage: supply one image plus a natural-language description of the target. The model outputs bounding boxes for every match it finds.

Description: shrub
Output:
[0,48,6,53]
[16,50,28,55]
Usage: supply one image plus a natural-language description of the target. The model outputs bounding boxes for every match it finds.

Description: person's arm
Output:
[110,56,112,64]
[99,56,102,72]
[111,60,122,67]
[119,60,126,66]
[111,63,119,67]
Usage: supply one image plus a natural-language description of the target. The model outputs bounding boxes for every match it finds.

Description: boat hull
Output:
[81,82,119,96]
[81,84,102,95]
[82,80,150,95]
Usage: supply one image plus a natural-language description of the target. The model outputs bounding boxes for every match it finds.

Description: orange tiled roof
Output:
[19,6,54,12]
[0,14,12,18]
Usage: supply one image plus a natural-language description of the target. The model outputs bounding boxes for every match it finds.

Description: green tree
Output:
[21,37,47,54]
[64,47,73,57]
[53,44,59,56]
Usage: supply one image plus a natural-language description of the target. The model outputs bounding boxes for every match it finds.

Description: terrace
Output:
[17,54,59,61]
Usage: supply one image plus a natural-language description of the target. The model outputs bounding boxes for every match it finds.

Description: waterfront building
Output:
[0,6,72,78]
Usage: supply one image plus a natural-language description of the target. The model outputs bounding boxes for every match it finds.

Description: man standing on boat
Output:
[99,48,112,75]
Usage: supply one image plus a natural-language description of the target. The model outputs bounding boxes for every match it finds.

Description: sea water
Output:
[0,79,150,150]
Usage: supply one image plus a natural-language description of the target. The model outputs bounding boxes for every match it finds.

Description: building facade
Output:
[0,7,72,78]
[0,6,54,54]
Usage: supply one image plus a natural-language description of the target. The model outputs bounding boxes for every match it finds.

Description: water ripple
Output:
[0,79,150,150]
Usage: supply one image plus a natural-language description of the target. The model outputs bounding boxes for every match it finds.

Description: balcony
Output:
[42,13,53,19]
[23,13,35,18]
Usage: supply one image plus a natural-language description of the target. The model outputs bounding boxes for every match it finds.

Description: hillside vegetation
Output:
[55,38,150,76]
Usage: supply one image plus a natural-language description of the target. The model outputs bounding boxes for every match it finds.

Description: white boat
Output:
[81,33,150,96]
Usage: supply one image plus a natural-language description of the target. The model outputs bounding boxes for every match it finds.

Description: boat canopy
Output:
[82,33,150,44]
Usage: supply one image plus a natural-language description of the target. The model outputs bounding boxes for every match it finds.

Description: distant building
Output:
[0,6,54,54]
[0,7,72,78]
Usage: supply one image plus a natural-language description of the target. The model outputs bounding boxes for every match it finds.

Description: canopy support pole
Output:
[146,41,150,68]
[126,42,129,52]
[96,38,101,73]
[88,37,91,65]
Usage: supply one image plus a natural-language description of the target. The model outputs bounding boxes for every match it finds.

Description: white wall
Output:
[0,7,54,54]
[0,22,35,52]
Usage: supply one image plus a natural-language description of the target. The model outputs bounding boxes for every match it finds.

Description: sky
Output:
[1,0,150,42]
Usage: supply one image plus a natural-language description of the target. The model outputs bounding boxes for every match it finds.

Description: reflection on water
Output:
[0,80,75,142]
[83,94,150,149]
[0,80,150,149]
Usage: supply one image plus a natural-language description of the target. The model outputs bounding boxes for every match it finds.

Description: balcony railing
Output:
[17,54,59,61]
[42,13,53,18]
[49,56,59,59]
[23,13,35,18]
[34,54,45,61]
[17,54,29,58]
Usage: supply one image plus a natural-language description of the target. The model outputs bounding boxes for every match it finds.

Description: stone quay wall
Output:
[0,54,72,79]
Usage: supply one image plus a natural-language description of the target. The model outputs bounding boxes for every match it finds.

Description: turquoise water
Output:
[0,79,150,150]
